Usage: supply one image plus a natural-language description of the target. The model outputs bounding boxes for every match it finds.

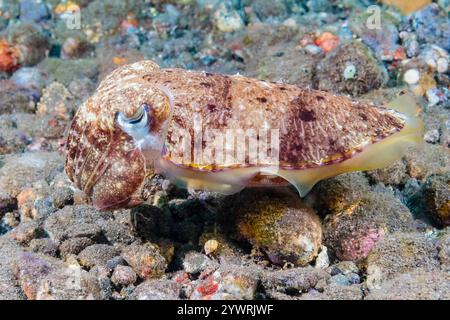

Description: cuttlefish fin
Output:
[156,158,260,195]
[266,94,424,197]
[386,92,422,117]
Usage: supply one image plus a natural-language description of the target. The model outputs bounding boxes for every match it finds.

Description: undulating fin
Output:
[386,92,421,117]
[272,93,424,197]
[156,158,260,195]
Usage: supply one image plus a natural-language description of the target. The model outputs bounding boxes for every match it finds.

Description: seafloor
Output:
[0,0,449,300]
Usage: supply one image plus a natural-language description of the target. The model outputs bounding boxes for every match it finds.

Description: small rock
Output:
[214,3,244,33]
[19,0,49,23]
[315,246,330,269]
[36,82,76,120]
[400,32,420,58]
[0,39,20,73]
[0,152,64,199]
[0,80,37,114]
[419,45,449,73]
[261,267,327,296]
[61,37,90,59]
[366,232,440,289]
[403,69,420,85]
[350,13,400,61]
[38,58,99,87]
[415,173,450,227]
[8,220,42,244]
[366,268,450,300]
[300,282,363,300]
[332,261,359,275]
[13,252,53,299]
[412,3,450,51]
[43,205,104,243]
[403,144,450,180]
[7,23,50,67]
[367,159,407,185]
[426,88,442,107]
[59,237,94,257]
[10,67,49,98]
[183,251,218,274]
[424,129,440,144]
[234,190,322,266]
[343,64,356,80]
[130,279,181,300]
[437,232,450,270]
[28,238,59,257]
[105,256,125,273]
[78,244,119,268]
[315,41,388,96]
[121,242,167,279]
[96,219,135,245]
[323,191,415,261]
[111,265,137,287]
[204,239,219,255]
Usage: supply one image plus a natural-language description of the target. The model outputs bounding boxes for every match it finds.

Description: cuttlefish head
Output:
[65,61,173,211]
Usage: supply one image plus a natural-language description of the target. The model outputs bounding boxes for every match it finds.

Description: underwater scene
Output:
[0,0,449,301]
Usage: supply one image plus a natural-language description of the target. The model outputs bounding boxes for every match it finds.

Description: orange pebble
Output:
[113,56,128,66]
[393,47,406,60]
[0,39,20,73]
[315,32,340,53]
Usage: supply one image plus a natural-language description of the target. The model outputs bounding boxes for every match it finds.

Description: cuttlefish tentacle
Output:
[65,60,423,211]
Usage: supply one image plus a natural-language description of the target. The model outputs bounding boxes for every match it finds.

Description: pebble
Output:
[77,244,119,268]
[61,37,90,59]
[366,232,440,289]
[420,45,449,73]
[426,88,441,107]
[234,190,322,266]
[412,3,450,51]
[323,191,415,261]
[0,39,20,73]
[424,129,440,144]
[314,32,340,53]
[314,246,330,269]
[418,173,450,226]
[366,268,450,300]
[19,0,50,23]
[204,239,219,255]
[7,220,41,244]
[183,251,218,274]
[36,82,76,120]
[304,44,323,55]
[315,41,387,95]
[10,67,48,99]
[214,3,244,33]
[403,69,420,85]
[43,205,104,243]
[59,237,95,257]
[111,265,137,287]
[130,279,181,300]
[343,64,357,80]
[121,242,167,279]
[29,238,59,257]
[6,23,50,67]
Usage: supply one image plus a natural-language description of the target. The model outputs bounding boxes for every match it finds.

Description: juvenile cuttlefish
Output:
[65,60,423,211]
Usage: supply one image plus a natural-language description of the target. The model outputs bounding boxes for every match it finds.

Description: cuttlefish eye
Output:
[116,103,151,141]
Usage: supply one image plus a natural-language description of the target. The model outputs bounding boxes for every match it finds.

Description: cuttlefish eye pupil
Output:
[116,104,152,142]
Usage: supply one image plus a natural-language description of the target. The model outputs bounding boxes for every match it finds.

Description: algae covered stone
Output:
[233,190,322,266]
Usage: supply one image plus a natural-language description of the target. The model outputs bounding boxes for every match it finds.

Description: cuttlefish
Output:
[65,60,423,211]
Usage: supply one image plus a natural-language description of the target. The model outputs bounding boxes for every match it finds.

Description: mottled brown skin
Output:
[148,69,403,168]
[65,61,406,211]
